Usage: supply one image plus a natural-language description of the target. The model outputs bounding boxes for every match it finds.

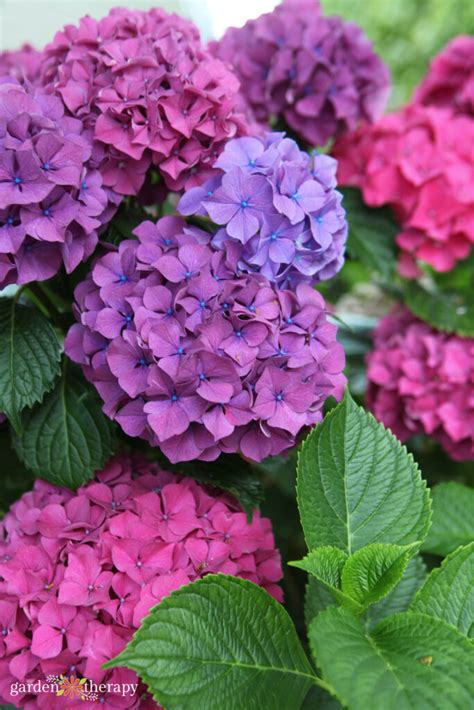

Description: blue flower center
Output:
[270,232,278,241]
[207,191,213,197]
[240,200,249,208]
[13,176,22,185]
[235,330,242,338]
[185,270,191,278]
[291,192,299,201]
[81,181,88,190]
[171,393,179,402]
[119,274,128,282]
[275,393,283,401]
[177,347,185,355]
[164,238,171,245]
[248,159,257,167]
[125,315,132,323]
[42,163,50,171]
[199,373,206,381]
[138,357,147,366]
[166,307,173,315]
[248,304,255,311]
[199,299,206,308]
[42,208,51,217]
[316,216,324,224]
[286,317,293,324]
[6,216,14,225]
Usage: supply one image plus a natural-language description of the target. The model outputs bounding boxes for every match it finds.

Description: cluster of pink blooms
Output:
[367,307,474,461]
[0,80,119,288]
[415,36,474,116]
[65,216,346,463]
[209,0,389,147]
[0,455,283,708]
[334,103,474,274]
[39,7,247,197]
[0,44,42,84]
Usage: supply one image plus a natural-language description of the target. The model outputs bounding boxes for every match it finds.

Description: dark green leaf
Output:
[422,482,474,556]
[106,574,317,710]
[0,299,61,432]
[403,281,474,337]
[290,547,358,611]
[13,360,115,489]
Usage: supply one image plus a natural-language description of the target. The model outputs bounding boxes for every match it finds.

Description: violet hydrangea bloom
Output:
[39,7,247,196]
[209,0,390,147]
[179,133,347,286]
[0,44,42,85]
[0,80,118,288]
[415,36,474,116]
[367,307,474,462]
[0,455,283,707]
[334,103,474,275]
[65,215,346,463]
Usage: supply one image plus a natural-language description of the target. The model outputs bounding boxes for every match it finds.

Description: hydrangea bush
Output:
[0,4,472,710]
[209,0,390,146]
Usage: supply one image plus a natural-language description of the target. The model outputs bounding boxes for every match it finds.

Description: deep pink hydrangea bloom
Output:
[209,0,389,147]
[0,455,283,708]
[415,36,474,116]
[0,80,120,288]
[0,44,42,85]
[178,133,347,286]
[334,104,474,274]
[65,216,346,462]
[367,307,474,461]
[40,7,247,197]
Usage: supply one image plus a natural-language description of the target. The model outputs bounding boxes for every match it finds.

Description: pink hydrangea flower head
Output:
[415,36,474,116]
[366,306,474,461]
[178,132,347,286]
[209,0,389,146]
[0,44,42,85]
[334,104,474,274]
[40,7,248,197]
[65,215,346,462]
[0,79,120,287]
[0,455,283,708]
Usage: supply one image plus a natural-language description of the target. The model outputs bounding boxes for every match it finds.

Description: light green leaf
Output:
[341,187,398,281]
[422,482,474,556]
[411,543,474,638]
[403,281,474,337]
[106,574,318,710]
[290,548,359,611]
[0,299,61,432]
[305,577,337,629]
[341,543,416,610]
[310,608,474,710]
[13,360,115,489]
[297,392,431,553]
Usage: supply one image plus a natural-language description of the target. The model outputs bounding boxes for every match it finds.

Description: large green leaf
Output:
[106,575,318,710]
[403,281,474,337]
[310,608,474,710]
[411,544,474,638]
[13,360,115,489]
[341,543,416,610]
[297,392,431,553]
[0,299,61,432]
[290,547,357,610]
[341,187,398,282]
[422,482,474,556]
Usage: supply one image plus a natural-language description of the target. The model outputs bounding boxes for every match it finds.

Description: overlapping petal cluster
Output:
[0,44,42,85]
[40,7,247,196]
[334,104,474,274]
[0,455,282,707]
[415,36,474,116]
[65,216,346,462]
[367,307,474,461]
[179,133,347,286]
[209,0,389,147]
[0,80,118,288]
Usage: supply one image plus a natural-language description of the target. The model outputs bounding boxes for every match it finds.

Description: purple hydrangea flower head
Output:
[0,44,42,85]
[0,455,283,707]
[39,7,248,197]
[65,215,346,463]
[179,133,347,286]
[0,80,119,288]
[209,0,390,146]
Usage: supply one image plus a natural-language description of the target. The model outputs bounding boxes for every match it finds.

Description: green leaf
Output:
[364,555,427,629]
[297,392,431,553]
[0,427,34,515]
[305,577,337,628]
[13,360,115,489]
[310,608,474,710]
[340,186,398,281]
[341,543,416,610]
[0,299,61,432]
[422,482,474,556]
[403,281,474,337]
[411,543,474,638]
[106,575,317,710]
[290,547,359,611]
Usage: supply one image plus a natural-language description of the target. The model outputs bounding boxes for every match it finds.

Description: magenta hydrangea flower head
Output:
[0,455,283,707]
[178,132,347,286]
[65,215,346,463]
[415,36,474,116]
[0,44,42,85]
[209,0,390,147]
[334,103,474,275]
[39,7,247,197]
[366,307,474,461]
[0,79,119,288]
